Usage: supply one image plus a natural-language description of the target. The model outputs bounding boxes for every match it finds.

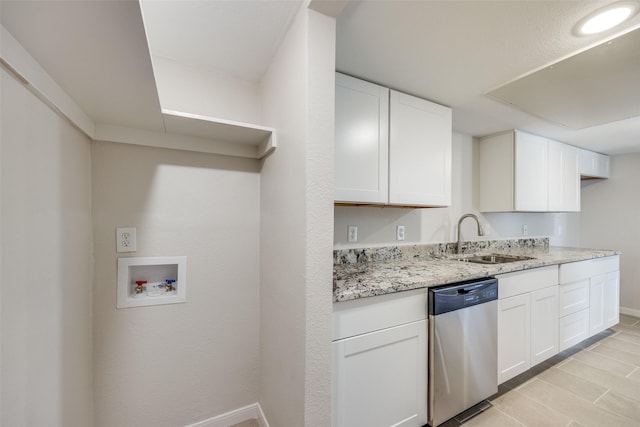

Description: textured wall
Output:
[91,141,261,427]
[259,6,335,426]
[1,68,93,427]
[580,154,640,315]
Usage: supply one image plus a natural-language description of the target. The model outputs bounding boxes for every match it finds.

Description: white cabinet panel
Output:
[603,271,620,329]
[389,90,451,206]
[480,130,582,212]
[498,293,531,384]
[579,149,610,179]
[332,288,427,341]
[531,286,559,365]
[559,279,590,317]
[590,273,606,336]
[332,320,427,427]
[335,73,452,207]
[559,309,590,351]
[335,73,389,204]
[514,131,548,211]
[548,141,580,212]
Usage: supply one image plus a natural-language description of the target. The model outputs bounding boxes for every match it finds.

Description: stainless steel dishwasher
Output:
[427,277,498,427]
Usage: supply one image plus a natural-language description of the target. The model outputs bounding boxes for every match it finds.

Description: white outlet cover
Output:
[116,227,137,253]
[348,225,358,243]
[397,225,405,241]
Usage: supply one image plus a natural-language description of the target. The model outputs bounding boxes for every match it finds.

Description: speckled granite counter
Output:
[333,238,620,302]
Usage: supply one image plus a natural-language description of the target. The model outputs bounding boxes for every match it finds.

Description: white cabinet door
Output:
[558,279,590,317]
[335,73,389,204]
[332,320,427,427]
[559,309,590,351]
[514,130,548,211]
[498,293,531,384]
[589,273,606,336]
[579,149,610,179]
[530,286,559,365]
[548,141,579,212]
[389,90,452,206]
[603,271,620,329]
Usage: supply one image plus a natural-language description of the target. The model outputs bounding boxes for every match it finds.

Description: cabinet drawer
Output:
[559,308,589,352]
[333,288,427,341]
[559,279,590,317]
[498,266,558,299]
[559,259,592,284]
[591,255,619,276]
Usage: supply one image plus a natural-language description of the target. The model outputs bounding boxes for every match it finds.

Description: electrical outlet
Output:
[396,225,405,241]
[348,225,358,243]
[116,227,136,253]
[522,224,528,236]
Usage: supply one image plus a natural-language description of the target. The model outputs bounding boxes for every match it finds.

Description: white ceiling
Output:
[139,0,302,82]
[336,1,640,155]
[2,0,640,155]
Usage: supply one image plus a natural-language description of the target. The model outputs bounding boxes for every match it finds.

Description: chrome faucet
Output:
[457,213,485,254]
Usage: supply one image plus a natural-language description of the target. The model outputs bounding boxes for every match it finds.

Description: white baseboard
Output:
[620,307,640,318]
[184,402,270,427]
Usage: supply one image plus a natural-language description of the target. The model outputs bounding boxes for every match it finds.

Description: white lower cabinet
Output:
[590,256,620,335]
[559,255,620,349]
[332,320,427,427]
[497,266,558,384]
[498,293,531,383]
[531,285,559,365]
[332,289,428,427]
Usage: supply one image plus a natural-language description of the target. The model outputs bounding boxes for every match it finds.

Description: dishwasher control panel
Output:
[428,278,498,315]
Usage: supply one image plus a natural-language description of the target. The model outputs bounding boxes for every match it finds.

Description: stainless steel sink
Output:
[456,254,535,264]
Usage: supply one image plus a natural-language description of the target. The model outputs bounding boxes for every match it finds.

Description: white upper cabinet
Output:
[480,130,581,212]
[335,73,452,207]
[579,149,610,179]
[548,140,580,212]
[335,73,389,204]
[389,90,452,206]
[480,130,547,212]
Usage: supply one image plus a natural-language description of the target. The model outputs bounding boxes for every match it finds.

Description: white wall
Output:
[580,153,640,315]
[1,68,93,427]
[334,132,580,248]
[151,56,261,124]
[91,141,261,427]
[259,6,335,427]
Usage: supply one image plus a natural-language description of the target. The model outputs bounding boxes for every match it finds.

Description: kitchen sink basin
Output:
[456,254,535,264]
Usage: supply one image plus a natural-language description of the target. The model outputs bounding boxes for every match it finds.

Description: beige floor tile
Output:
[536,366,608,402]
[590,342,640,366]
[491,388,573,427]
[627,368,640,381]
[461,407,524,427]
[595,389,640,422]
[566,422,586,427]
[614,331,640,346]
[517,379,638,427]
[230,420,259,427]
[619,314,640,326]
[558,359,640,402]
[570,348,637,376]
[611,322,640,337]
[599,336,640,356]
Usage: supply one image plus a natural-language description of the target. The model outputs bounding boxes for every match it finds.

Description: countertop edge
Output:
[333,248,621,303]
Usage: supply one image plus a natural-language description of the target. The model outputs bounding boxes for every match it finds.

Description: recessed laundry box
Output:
[117,256,187,308]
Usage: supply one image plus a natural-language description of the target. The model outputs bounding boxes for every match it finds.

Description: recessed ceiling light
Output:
[576,1,639,35]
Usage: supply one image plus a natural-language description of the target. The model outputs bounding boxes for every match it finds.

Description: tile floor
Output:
[445,314,640,427]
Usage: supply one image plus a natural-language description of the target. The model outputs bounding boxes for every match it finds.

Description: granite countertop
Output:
[333,238,620,302]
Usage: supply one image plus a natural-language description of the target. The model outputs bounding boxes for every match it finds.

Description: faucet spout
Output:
[457,213,485,254]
